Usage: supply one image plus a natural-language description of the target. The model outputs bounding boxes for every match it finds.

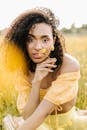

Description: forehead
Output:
[29,23,53,37]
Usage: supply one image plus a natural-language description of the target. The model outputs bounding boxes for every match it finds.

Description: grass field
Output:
[65,34,87,109]
[0,34,87,129]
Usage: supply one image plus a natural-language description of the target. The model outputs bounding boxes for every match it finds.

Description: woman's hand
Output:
[32,58,57,84]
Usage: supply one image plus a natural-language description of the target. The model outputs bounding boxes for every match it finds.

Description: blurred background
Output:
[0,0,87,129]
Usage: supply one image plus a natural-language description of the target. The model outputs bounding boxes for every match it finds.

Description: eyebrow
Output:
[28,34,51,39]
[28,34,35,38]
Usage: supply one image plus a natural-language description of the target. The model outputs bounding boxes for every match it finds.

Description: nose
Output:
[34,41,42,50]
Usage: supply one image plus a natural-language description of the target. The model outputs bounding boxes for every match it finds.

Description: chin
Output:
[32,59,44,63]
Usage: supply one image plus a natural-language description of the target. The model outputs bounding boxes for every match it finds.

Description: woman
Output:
[2,7,87,130]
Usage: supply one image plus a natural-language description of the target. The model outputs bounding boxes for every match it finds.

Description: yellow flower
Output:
[39,48,47,55]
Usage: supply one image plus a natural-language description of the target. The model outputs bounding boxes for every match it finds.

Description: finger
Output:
[37,67,54,72]
[42,58,57,64]
[41,63,57,68]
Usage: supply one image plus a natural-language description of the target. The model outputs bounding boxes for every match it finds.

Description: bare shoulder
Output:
[60,53,80,73]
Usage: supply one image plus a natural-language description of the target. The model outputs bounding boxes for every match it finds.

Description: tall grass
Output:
[0,85,18,129]
[65,34,87,109]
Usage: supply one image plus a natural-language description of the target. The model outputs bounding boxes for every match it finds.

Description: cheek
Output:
[46,42,54,51]
[46,42,54,56]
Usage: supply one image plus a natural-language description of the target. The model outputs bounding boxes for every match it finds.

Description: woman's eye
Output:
[42,38,49,43]
[28,37,33,43]
[30,38,33,42]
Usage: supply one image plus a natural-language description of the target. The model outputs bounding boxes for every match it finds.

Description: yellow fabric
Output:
[14,73,31,113]
[16,71,80,113]
[37,106,87,130]
[44,71,80,106]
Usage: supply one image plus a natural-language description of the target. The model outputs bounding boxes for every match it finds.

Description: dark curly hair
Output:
[5,7,65,72]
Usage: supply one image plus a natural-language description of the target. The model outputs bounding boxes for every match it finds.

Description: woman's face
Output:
[27,23,54,63]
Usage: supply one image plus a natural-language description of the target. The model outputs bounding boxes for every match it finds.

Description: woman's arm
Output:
[17,97,76,130]
[17,99,55,130]
[22,58,57,119]
[21,81,41,119]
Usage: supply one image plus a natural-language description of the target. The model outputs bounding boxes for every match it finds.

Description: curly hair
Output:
[5,7,65,72]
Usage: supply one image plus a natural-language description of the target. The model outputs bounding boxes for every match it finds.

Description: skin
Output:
[17,23,80,130]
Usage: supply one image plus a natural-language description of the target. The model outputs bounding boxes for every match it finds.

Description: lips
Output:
[32,53,42,59]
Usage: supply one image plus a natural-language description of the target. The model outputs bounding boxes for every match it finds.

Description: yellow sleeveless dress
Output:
[0,37,87,130]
